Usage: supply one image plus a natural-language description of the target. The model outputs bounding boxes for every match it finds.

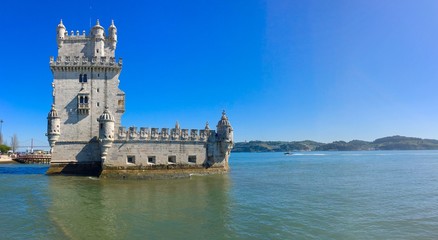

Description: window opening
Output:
[168,156,176,164]
[148,156,156,164]
[127,156,135,164]
[188,155,196,163]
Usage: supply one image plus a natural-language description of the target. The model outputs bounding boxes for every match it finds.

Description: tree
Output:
[11,134,18,153]
[0,144,11,154]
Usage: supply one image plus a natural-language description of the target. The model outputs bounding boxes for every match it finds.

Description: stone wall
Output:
[51,140,101,163]
[105,141,208,166]
[52,68,123,142]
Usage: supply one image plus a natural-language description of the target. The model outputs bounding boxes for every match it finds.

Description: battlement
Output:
[56,19,118,58]
[59,30,117,41]
[49,55,122,68]
[117,126,214,142]
[63,30,87,38]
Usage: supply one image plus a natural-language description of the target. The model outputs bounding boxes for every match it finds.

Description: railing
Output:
[78,103,89,109]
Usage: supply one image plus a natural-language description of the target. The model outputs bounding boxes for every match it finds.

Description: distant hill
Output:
[232,136,438,152]
[233,140,324,152]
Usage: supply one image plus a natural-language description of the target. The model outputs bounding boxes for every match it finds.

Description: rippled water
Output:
[1,151,438,239]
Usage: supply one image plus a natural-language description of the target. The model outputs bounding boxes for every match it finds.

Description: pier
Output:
[13,154,51,164]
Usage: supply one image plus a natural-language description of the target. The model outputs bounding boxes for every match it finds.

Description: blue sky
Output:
[0,0,438,148]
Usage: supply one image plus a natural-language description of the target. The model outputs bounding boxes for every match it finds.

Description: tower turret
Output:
[47,105,61,153]
[98,107,115,160]
[216,110,234,152]
[91,19,104,39]
[108,20,117,49]
[91,19,105,57]
[216,111,233,142]
[56,19,66,48]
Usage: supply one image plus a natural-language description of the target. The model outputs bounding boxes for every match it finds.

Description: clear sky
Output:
[0,0,438,148]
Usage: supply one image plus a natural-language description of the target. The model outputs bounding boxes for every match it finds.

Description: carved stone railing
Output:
[78,103,89,109]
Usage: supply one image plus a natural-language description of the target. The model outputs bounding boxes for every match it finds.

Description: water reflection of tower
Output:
[47,175,232,239]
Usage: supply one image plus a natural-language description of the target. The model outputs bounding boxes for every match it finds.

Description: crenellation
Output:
[199,130,208,141]
[161,128,169,140]
[50,55,122,68]
[129,126,138,139]
[190,129,199,140]
[109,125,214,143]
[140,127,150,139]
[171,128,180,140]
[118,127,127,139]
[151,128,159,140]
[181,129,189,140]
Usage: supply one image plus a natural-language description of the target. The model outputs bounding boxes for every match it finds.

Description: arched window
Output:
[79,96,84,103]
[84,96,88,103]
[79,74,82,82]
[83,74,88,83]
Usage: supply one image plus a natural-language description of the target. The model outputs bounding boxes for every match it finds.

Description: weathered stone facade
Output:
[46,20,234,178]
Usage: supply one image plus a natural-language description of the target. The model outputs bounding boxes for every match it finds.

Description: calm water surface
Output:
[1,151,438,239]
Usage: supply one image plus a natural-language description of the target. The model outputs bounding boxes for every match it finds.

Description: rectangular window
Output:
[127,155,135,164]
[188,155,196,163]
[168,155,176,164]
[148,156,156,164]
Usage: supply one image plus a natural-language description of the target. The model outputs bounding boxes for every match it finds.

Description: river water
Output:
[1,151,438,239]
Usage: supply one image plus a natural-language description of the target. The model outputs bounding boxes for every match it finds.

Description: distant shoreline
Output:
[232,135,438,152]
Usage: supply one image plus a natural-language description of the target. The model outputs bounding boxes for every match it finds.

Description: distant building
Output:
[46,20,234,178]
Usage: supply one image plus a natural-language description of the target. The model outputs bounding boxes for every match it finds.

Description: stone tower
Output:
[48,19,124,170]
[47,19,234,178]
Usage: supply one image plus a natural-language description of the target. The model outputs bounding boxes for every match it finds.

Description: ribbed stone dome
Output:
[48,105,59,118]
[217,111,231,127]
[92,19,104,30]
[57,19,65,29]
[109,20,117,30]
[99,107,114,121]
